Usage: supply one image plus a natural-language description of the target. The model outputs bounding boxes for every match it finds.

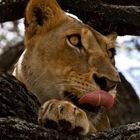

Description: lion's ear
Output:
[106,32,117,42]
[25,0,65,39]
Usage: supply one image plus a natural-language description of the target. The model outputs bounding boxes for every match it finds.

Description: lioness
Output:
[14,0,120,135]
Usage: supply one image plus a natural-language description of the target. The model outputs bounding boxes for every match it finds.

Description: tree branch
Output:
[58,0,140,35]
[0,0,140,35]
[0,0,28,22]
[101,0,140,6]
[0,41,24,71]
[0,117,140,140]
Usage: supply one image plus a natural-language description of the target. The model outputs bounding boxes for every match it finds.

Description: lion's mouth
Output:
[64,89,114,113]
[64,91,101,113]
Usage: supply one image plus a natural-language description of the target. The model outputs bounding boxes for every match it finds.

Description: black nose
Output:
[93,74,116,91]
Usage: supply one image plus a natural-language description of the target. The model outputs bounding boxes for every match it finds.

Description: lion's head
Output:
[14,0,120,118]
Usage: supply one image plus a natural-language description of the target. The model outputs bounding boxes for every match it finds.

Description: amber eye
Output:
[108,48,116,59]
[69,36,79,46]
[67,34,82,49]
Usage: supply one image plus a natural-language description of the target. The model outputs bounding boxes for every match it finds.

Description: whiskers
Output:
[25,71,78,94]
[63,91,79,102]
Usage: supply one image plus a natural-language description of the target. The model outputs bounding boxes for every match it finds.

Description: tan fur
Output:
[14,0,120,135]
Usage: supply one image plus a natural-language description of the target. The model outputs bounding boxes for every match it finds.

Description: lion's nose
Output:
[93,74,118,91]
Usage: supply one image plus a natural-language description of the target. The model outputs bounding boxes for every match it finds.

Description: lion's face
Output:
[13,0,121,132]
[15,0,120,108]
[19,16,120,105]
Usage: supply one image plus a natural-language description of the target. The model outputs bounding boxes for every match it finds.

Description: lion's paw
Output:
[38,99,90,135]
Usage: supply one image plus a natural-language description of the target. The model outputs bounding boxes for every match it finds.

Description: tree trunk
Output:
[0,41,24,71]
[109,73,140,127]
[0,73,40,123]
[0,117,140,140]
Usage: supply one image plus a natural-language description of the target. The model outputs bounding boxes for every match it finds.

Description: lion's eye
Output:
[69,36,79,46]
[67,34,82,49]
[108,48,116,59]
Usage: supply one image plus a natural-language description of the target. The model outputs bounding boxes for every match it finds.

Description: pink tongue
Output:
[79,90,114,109]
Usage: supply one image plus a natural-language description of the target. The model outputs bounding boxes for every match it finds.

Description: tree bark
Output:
[0,0,28,22]
[108,73,140,127]
[0,117,140,140]
[0,73,140,139]
[58,0,140,35]
[0,73,40,123]
[101,0,140,6]
[0,41,24,72]
[0,0,140,35]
